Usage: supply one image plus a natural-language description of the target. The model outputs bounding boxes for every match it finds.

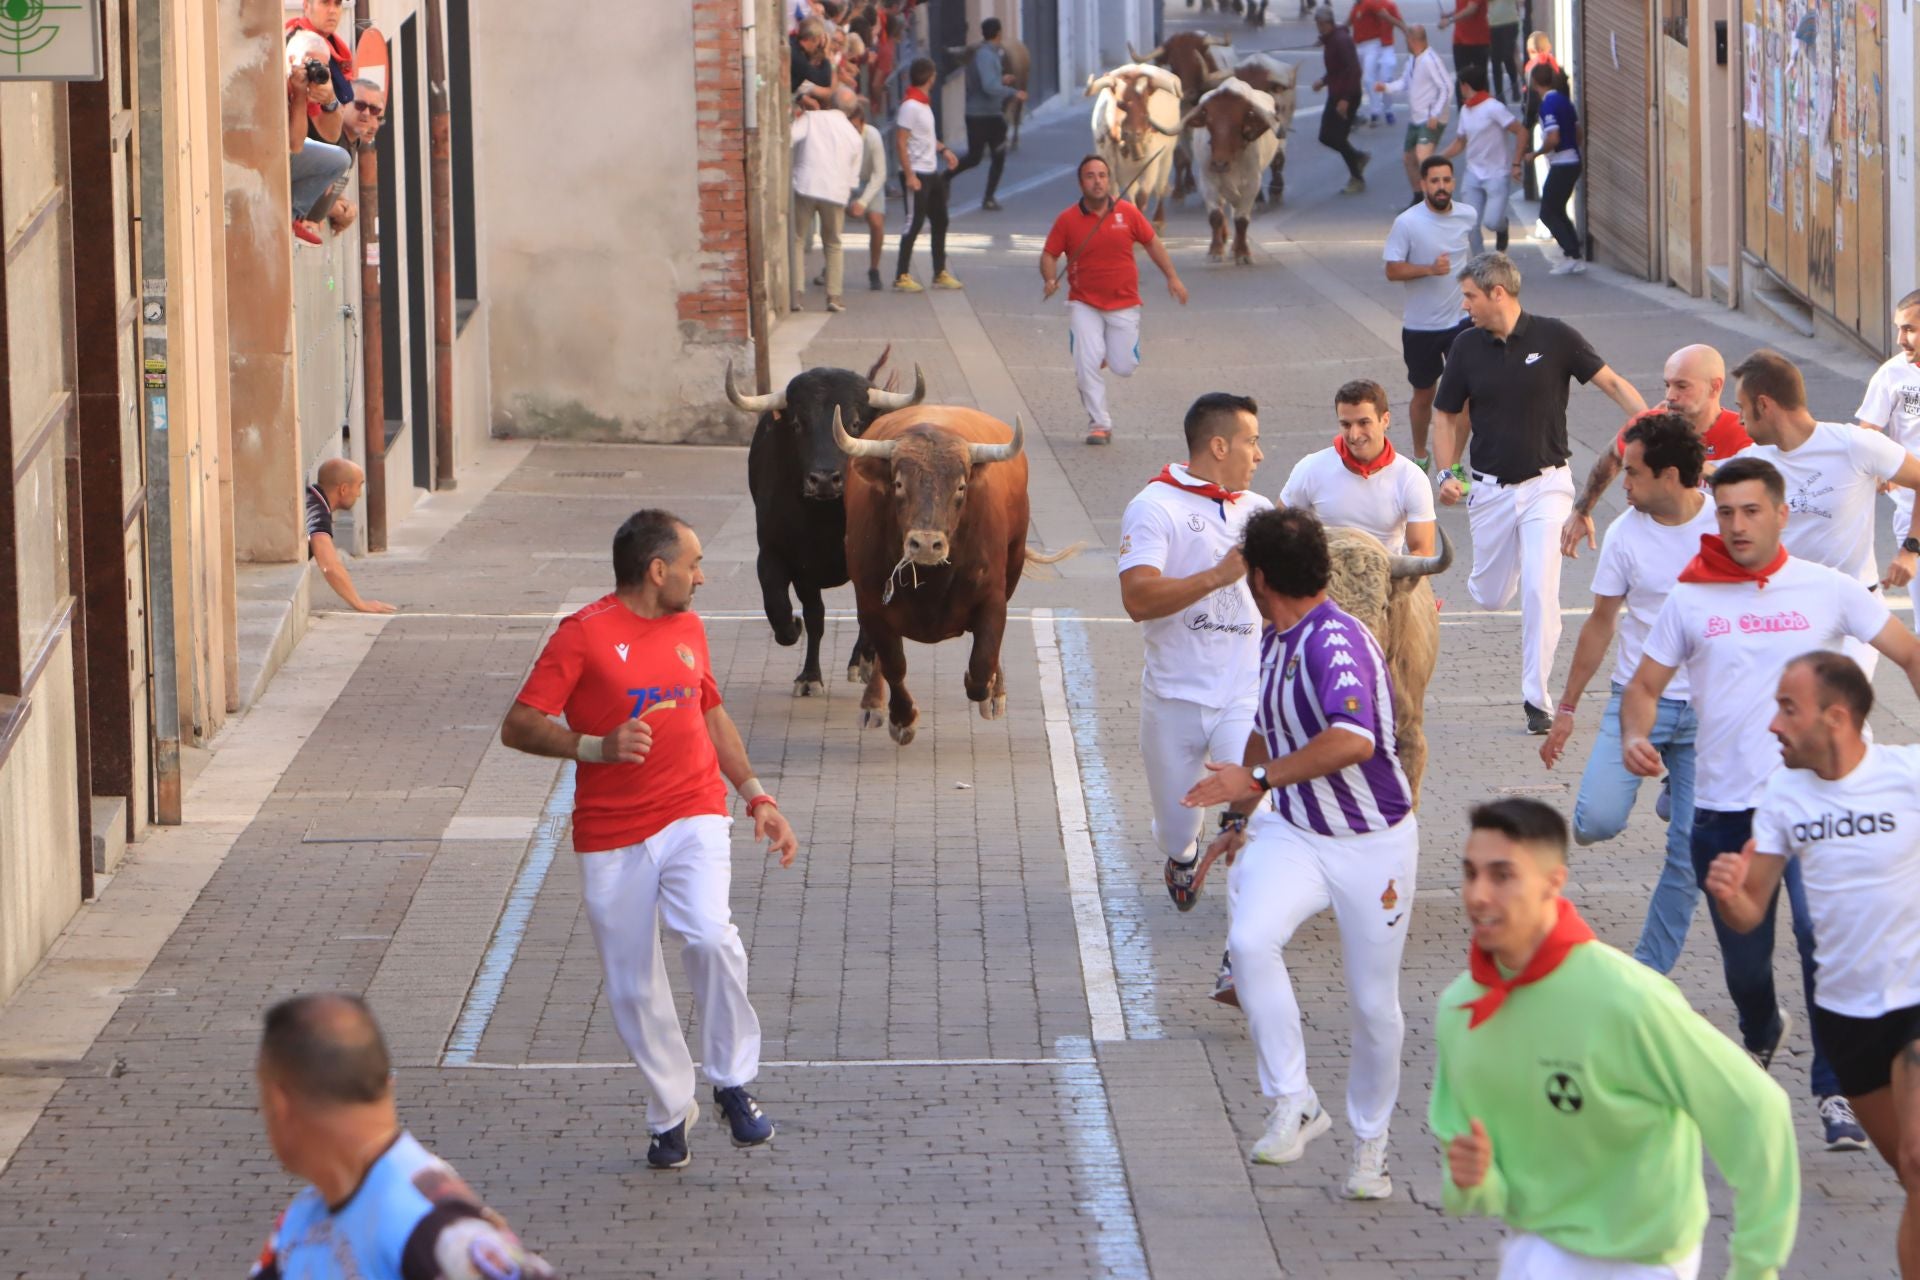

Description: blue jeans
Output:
[1572,688,1697,974]
[290,140,352,222]
[1690,806,1839,1098]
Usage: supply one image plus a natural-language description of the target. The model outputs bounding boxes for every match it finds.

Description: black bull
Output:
[730,353,926,695]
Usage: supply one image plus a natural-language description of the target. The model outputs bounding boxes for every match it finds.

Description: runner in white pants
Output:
[1118,393,1270,1000]
[1185,507,1419,1201]
[1433,252,1647,734]
[1041,155,1188,445]
[500,509,799,1172]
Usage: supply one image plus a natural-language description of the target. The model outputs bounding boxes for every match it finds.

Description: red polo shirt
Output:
[516,597,728,852]
[1614,407,1752,462]
[1043,198,1155,311]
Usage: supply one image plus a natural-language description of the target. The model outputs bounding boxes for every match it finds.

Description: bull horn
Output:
[724,359,785,414]
[833,405,896,460]
[866,362,926,410]
[967,415,1025,465]
[1202,66,1233,88]
[1387,527,1454,580]
[1137,42,1165,63]
[1085,73,1112,97]
[1126,41,1142,62]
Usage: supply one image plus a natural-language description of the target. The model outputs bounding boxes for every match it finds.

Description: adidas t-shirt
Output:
[1752,743,1920,1017]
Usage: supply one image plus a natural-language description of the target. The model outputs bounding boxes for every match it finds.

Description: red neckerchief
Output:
[1149,464,1240,505]
[903,86,931,106]
[1677,534,1789,587]
[285,16,353,75]
[1462,898,1596,1029]
[1334,435,1396,478]
[1463,90,1492,108]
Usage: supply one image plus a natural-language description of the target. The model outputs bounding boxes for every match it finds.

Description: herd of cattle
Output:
[728,351,1449,763]
[1091,32,1302,264]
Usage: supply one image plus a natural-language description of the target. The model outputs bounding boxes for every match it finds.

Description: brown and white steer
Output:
[1159,76,1280,265]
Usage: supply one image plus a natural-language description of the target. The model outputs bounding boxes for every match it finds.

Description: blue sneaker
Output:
[714,1085,775,1147]
[1818,1095,1869,1151]
[1386,109,1397,124]
[647,1100,698,1170]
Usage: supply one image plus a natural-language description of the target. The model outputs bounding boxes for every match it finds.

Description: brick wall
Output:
[680,0,750,341]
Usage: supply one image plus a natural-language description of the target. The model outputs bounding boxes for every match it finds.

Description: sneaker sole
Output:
[1343,1173,1393,1200]
[1252,1108,1332,1165]
[647,1100,699,1171]
[1824,1133,1869,1152]
[730,1117,776,1149]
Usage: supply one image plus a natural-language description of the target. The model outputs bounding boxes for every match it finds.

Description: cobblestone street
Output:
[2,5,1914,1275]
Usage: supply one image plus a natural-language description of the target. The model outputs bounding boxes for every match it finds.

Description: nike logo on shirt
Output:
[1525,352,1543,365]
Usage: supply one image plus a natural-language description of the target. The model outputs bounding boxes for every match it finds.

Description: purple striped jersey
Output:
[1257,598,1413,836]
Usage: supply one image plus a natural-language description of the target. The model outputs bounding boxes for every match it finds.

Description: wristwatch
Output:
[1902,537,1919,555]
[1250,765,1272,792]
[320,100,341,113]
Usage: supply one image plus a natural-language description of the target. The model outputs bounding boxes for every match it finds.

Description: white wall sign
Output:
[0,0,103,82]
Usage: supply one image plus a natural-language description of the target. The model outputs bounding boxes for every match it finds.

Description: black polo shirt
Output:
[305,483,333,556]
[790,35,832,94]
[1433,311,1606,484]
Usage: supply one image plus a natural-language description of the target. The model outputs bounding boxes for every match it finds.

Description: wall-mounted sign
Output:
[0,0,103,81]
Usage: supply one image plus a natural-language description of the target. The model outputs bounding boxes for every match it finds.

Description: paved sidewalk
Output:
[0,4,1913,1276]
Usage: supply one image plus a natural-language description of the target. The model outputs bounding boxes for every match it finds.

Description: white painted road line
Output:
[442,1056,1100,1071]
[1032,608,1129,1042]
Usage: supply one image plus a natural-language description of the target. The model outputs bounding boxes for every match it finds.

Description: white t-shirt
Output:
[1456,96,1518,183]
[1383,201,1479,332]
[1752,743,1920,1017]
[791,109,864,205]
[1118,467,1273,709]
[1279,447,1435,555]
[1736,421,1908,584]
[1856,354,1920,524]
[1641,556,1891,810]
[1589,497,1718,698]
[896,97,938,174]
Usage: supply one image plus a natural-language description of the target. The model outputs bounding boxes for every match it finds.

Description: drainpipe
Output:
[359,23,388,551]
[137,0,180,824]
[425,0,456,489]
[743,0,772,395]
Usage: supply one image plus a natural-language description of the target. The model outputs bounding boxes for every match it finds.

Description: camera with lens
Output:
[303,57,329,84]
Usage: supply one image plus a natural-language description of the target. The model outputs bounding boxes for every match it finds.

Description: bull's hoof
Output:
[1235,252,1253,266]
[859,706,886,730]
[793,675,826,698]
[848,657,875,685]
[888,716,918,746]
[1207,249,1224,263]
[771,618,802,647]
[978,693,1007,721]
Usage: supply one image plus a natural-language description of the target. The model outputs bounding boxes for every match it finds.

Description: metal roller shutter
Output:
[1579,0,1655,278]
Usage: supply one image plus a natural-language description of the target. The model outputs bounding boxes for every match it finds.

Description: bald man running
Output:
[1561,344,1752,557]
[306,458,395,614]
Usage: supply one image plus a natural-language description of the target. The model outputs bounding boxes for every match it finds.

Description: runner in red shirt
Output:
[500,509,798,1172]
[1040,155,1188,446]
[1437,0,1491,104]
[1562,343,1753,556]
[1348,0,1410,126]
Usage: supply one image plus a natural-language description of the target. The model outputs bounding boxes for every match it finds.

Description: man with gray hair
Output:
[790,85,864,312]
[1432,252,1647,734]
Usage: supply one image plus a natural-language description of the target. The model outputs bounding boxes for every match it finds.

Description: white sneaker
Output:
[1251,1092,1331,1165]
[1343,1135,1393,1199]
[1549,257,1584,275]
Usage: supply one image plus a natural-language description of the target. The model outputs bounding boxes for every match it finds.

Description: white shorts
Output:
[1499,1233,1701,1280]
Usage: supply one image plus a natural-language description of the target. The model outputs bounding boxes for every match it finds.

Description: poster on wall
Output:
[1767,30,1785,136]
[1744,23,1764,126]
[1769,137,1787,212]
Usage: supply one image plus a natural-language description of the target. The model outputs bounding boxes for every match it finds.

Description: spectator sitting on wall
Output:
[307,458,395,614]
[791,17,835,107]
[302,78,387,240]
[285,0,355,146]
[287,52,351,247]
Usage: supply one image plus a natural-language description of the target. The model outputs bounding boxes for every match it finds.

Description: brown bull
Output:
[834,406,1032,745]
[1323,527,1451,804]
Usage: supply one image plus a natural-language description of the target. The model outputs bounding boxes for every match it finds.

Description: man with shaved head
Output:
[250,993,555,1278]
[1561,344,1751,558]
[307,457,394,614]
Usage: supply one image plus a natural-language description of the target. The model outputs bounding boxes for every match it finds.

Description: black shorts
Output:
[1810,1001,1920,1097]
[1401,319,1472,390]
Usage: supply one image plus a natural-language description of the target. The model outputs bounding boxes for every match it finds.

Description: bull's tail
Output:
[1024,541,1087,566]
[866,343,893,386]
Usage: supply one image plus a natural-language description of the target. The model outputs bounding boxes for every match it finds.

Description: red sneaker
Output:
[292,219,322,245]
[1085,424,1111,446]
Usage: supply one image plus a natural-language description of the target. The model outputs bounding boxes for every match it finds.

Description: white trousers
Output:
[1069,300,1141,429]
[578,813,761,1133]
[1499,1234,1701,1280]
[1358,40,1399,120]
[1226,812,1418,1139]
[1466,466,1575,709]
[1139,687,1258,861]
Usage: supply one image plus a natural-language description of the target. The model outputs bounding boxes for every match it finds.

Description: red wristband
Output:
[746,794,779,816]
